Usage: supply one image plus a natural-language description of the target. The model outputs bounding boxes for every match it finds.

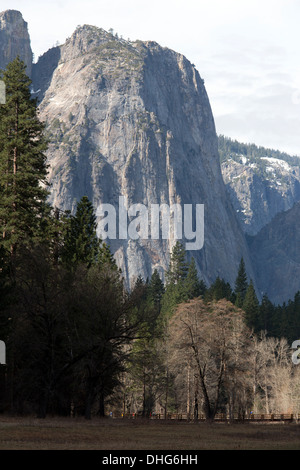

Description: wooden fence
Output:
[115,412,297,422]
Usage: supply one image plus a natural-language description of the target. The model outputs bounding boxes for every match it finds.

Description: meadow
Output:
[0,416,299,450]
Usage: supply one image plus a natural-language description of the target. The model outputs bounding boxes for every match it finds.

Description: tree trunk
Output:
[85,376,97,420]
[85,391,93,420]
[194,374,199,420]
[98,391,105,417]
[187,363,190,417]
[37,389,49,419]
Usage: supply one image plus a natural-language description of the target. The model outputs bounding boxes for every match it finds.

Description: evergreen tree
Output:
[0,245,12,337]
[0,57,49,255]
[63,196,101,267]
[148,269,165,315]
[165,241,188,285]
[293,291,300,342]
[234,258,248,307]
[0,245,10,302]
[259,293,274,334]
[161,241,189,317]
[134,274,146,291]
[198,279,207,297]
[98,241,119,272]
[184,257,201,299]
[128,328,165,418]
[277,292,300,345]
[243,280,260,330]
[207,277,233,302]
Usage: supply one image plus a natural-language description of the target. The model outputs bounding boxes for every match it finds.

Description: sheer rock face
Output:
[32,25,256,288]
[222,158,300,236]
[0,10,32,76]
[248,202,300,304]
[31,46,61,101]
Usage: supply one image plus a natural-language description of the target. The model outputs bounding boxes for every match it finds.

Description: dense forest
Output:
[218,134,300,167]
[0,58,299,421]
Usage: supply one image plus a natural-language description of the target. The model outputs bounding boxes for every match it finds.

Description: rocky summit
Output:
[0,10,32,77]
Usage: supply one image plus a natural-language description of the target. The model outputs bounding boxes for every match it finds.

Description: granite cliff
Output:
[248,202,300,304]
[31,25,256,289]
[0,10,32,76]
[219,136,300,236]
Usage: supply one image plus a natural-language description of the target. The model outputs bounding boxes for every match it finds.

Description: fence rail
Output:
[115,412,297,422]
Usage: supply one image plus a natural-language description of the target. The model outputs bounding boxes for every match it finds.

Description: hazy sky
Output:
[2,0,300,155]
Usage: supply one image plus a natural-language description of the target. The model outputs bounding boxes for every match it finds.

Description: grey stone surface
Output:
[35,25,256,290]
[0,10,32,76]
[248,201,300,304]
[222,157,300,236]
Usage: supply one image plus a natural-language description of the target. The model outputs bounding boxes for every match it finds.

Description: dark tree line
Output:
[198,256,300,345]
[0,58,143,418]
[218,134,300,166]
[0,197,146,418]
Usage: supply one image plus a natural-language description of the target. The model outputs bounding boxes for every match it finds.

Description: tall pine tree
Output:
[243,279,260,330]
[165,241,188,285]
[148,269,165,315]
[234,257,248,308]
[161,241,189,317]
[259,293,274,334]
[62,195,119,273]
[0,57,49,256]
[184,257,202,299]
[63,196,101,267]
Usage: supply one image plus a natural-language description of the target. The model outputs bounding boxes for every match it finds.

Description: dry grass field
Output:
[0,416,299,450]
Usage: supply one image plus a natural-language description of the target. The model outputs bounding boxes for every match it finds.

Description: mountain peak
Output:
[59,23,126,63]
[0,9,32,76]
[0,9,24,21]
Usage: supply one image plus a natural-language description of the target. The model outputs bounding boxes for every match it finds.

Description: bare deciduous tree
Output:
[169,299,252,421]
